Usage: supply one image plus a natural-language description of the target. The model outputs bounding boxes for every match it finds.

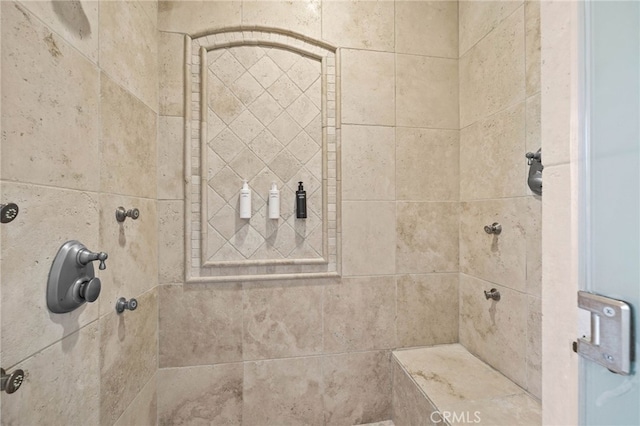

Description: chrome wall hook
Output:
[484,288,501,301]
[484,222,502,235]
[116,297,138,314]
[115,207,140,223]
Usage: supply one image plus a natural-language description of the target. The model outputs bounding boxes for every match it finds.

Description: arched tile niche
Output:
[184,28,340,283]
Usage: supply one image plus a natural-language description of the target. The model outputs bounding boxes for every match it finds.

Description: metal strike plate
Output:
[577,291,631,375]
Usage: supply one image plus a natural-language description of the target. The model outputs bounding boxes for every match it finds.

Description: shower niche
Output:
[184,29,340,283]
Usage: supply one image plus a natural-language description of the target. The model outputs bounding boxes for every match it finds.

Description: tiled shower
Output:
[0,1,541,425]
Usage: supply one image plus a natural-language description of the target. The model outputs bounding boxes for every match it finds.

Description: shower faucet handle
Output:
[525,150,542,165]
[77,249,108,270]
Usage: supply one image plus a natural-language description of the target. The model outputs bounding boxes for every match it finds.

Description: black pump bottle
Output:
[296,181,307,219]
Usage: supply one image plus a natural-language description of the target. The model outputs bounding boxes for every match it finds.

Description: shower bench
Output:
[392,344,541,426]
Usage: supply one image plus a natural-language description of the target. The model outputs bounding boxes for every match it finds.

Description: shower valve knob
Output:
[484,222,502,235]
[116,297,138,314]
[116,206,140,222]
[0,203,19,223]
[79,278,101,303]
[1,368,25,394]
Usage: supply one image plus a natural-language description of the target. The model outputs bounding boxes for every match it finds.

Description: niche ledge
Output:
[183,28,341,283]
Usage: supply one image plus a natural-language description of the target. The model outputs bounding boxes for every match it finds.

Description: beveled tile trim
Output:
[184,28,340,283]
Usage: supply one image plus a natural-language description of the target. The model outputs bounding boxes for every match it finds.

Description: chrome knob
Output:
[0,203,19,223]
[1,368,25,394]
[484,222,502,235]
[116,206,140,222]
[484,288,501,301]
[116,297,138,314]
[79,278,101,303]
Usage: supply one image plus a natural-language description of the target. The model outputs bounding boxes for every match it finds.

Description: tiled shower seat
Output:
[392,344,541,426]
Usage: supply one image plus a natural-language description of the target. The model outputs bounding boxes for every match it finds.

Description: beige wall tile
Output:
[114,373,157,426]
[100,74,158,199]
[396,54,458,129]
[100,0,158,110]
[342,125,395,201]
[159,283,242,367]
[459,274,527,389]
[459,0,523,56]
[0,323,100,426]
[342,201,396,276]
[243,357,324,426]
[540,3,573,168]
[526,93,541,156]
[158,0,241,33]
[541,163,579,424]
[323,351,392,425]
[324,276,396,352]
[341,49,395,126]
[525,0,541,96]
[397,274,459,347]
[460,198,527,291]
[392,359,441,426]
[322,0,394,51]
[460,102,527,200]
[158,363,243,425]
[100,288,158,426]
[396,1,458,58]
[460,6,525,128]
[158,116,184,200]
[396,202,459,274]
[0,183,99,366]
[98,193,158,316]
[17,0,99,63]
[139,0,158,27]
[1,2,100,190]
[159,31,184,117]
[526,196,542,297]
[527,295,542,399]
[396,128,459,201]
[243,281,323,360]
[158,200,184,284]
[242,0,321,39]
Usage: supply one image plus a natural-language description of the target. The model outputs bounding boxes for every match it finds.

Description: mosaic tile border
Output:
[184,28,341,283]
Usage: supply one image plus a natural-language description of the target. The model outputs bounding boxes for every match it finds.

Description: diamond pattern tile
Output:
[287,94,320,129]
[267,47,299,72]
[228,110,264,144]
[229,148,265,182]
[248,130,284,165]
[230,224,264,258]
[268,74,302,108]
[249,56,282,88]
[207,108,226,141]
[288,131,318,163]
[269,150,302,183]
[268,111,302,144]
[209,128,244,163]
[204,45,323,263]
[230,72,264,105]
[230,45,266,69]
[208,72,244,125]
[206,147,226,181]
[208,166,242,202]
[209,50,245,86]
[248,92,283,126]
[288,57,320,91]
